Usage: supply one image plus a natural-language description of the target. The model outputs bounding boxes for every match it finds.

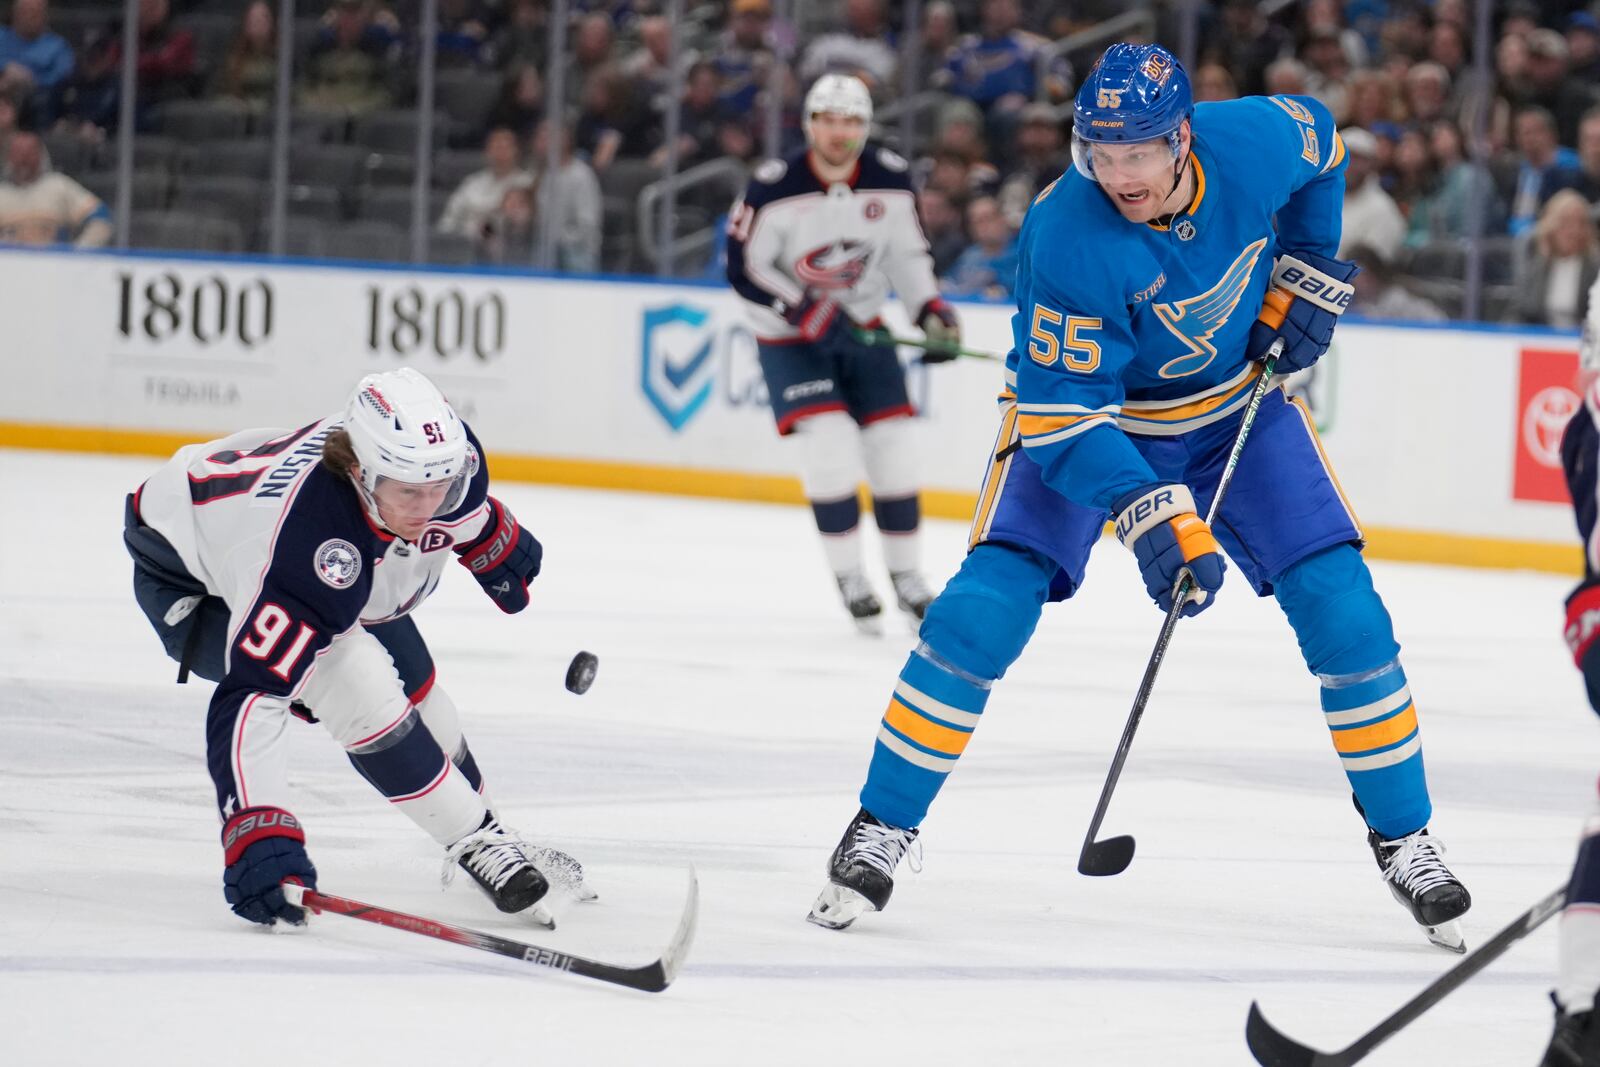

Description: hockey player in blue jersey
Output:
[806,43,1473,949]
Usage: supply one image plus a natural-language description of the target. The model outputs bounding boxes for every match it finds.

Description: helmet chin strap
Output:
[1152,145,1193,225]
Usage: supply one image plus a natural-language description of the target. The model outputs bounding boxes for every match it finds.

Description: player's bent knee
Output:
[794,410,862,501]
[860,416,920,500]
[921,543,1054,680]
[1274,543,1399,676]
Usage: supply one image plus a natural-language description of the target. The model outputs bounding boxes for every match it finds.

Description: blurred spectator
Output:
[941,194,1018,299]
[532,118,601,274]
[1303,0,1369,68]
[482,184,534,263]
[565,14,615,107]
[573,66,655,172]
[0,0,74,124]
[1570,13,1600,84]
[1515,189,1598,328]
[1498,106,1582,237]
[1263,57,1310,98]
[919,99,1001,196]
[297,0,403,116]
[1338,127,1404,263]
[1193,63,1237,104]
[1575,106,1600,203]
[1201,0,1292,98]
[1347,244,1446,322]
[1300,26,1349,120]
[1406,120,1501,246]
[1523,28,1598,146]
[711,0,776,114]
[1389,125,1433,219]
[799,0,896,94]
[996,103,1065,228]
[939,0,1069,123]
[487,63,542,140]
[653,60,728,169]
[1501,1,1542,42]
[435,0,492,69]
[71,0,197,133]
[1427,18,1467,77]
[624,16,692,113]
[1344,69,1398,129]
[213,0,277,109]
[918,186,967,277]
[715,117,759,165]
[0,131,111,247]
[914,1,959,92]
[490,0,546,71]
[1403,62,1451,126]
[0,88,17,164]
[437,126,533,240]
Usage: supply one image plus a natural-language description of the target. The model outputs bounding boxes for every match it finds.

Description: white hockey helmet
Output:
[343,367,476,521]
[804,73,872,145]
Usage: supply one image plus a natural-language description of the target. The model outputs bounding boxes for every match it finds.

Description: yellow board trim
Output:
[1330,704,1418,755]
[882,697,973,757]
[2,421,1584,576]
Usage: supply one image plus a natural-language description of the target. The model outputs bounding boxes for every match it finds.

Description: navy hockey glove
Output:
[781,293,847,346]
[456,496,542,614]
[222,807,317,926]
[1113,482,1226,618]
[916,298,961,363]
[1246,250,1359,374]
[1565,581,1600,715]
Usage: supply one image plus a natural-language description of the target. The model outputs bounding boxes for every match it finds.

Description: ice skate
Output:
[1367,826,1472,952]
[1542,992,1600,1067]
[836,571,884,635]
[889,570,935,621]
[444,816,565,926]
[807,807,920,930]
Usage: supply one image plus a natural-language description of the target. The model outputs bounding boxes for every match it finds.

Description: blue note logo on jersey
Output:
[641,303,717,431]
[1151,237,1269,379]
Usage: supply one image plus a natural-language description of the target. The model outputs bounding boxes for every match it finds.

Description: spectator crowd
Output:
[0,0,1597,327]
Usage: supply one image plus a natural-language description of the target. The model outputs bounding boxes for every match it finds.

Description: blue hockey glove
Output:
[222,806,317,926]
[1113,482,1227,617]
[456,496,542,614]
[781,293,848,346]
[916,298,961,363]
[1245,250,1359,374]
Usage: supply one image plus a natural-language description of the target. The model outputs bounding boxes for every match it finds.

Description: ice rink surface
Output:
[3,448,1597,1066]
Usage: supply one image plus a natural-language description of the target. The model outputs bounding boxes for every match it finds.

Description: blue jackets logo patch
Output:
[1151,237,1268,379]
[641,303,716,431]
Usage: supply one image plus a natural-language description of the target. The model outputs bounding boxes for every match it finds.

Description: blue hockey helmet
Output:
[1071,43,1193,180]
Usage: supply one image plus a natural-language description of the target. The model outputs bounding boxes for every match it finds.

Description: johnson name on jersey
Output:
[1007,94,1348,511]
[726,144,942,340]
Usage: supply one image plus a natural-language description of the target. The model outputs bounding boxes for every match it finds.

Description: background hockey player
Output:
[807,44,1473,949]
[1547,323,1600,1065]
[124,368,589,928]
[725,72,961,632]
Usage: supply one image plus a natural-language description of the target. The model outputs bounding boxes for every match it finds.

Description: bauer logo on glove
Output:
[1112,482,1227,617]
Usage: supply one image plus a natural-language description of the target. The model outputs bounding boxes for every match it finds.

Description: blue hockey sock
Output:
[1321,660,1430,838]
[859,645,991,829]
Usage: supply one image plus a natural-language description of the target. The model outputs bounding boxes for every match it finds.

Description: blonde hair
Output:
[1535,188,1599,258]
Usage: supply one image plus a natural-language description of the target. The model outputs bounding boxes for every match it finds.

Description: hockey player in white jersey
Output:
[123,368,591,927]
[725,73,962,631]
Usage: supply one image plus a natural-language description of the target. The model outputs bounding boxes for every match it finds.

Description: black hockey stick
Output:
[1077,341,1283,877]
[1246,882,1568,1066]
[282,867,699,993]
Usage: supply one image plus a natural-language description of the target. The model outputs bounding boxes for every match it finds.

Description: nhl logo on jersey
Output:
[418,529,454,553]
[862,199,884,221]
[1174,218,1196,241]
[315,538,362,589]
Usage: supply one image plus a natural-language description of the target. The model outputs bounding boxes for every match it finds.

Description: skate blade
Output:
[1423,918,1466,953]
[806,882,876,930]
[851,615,884,636]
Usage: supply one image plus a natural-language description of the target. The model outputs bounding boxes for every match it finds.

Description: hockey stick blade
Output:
[1245,882,1568,1066]
[283,866,700,993]
[1077,833,1136,877]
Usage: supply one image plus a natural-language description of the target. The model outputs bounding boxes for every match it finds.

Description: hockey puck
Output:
[565,651,598,695]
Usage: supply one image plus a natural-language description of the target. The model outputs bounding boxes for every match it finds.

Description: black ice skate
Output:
[1542,992,1600,1067]
[1367,826,1472,953]
[807,807,920,930]
[889,570,935,621]
[444,816,562,926]
[836,571,884,635]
